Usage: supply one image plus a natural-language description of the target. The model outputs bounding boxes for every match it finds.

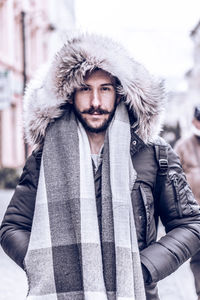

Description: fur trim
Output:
[24,32,166,148]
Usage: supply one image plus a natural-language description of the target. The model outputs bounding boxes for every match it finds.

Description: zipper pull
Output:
[171,173,183,217]
[172,174,178,186]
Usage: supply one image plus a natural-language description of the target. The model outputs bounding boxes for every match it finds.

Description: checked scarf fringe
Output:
[24,103,146,300]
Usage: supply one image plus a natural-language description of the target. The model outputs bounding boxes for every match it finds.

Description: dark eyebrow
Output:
[100,83,114,87]
[80,83,90,87]
[80,83,114,87]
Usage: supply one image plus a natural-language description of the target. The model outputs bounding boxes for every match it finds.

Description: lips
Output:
[85,113,105,118]
[90,112,105,115]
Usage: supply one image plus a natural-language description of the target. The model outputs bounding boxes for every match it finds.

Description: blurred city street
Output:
[0,1,200,300]
[0,189,197,300]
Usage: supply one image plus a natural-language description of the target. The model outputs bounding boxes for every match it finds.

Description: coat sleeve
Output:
[0,150,41,269]
[140,143,200,283]
[174,139,185,166]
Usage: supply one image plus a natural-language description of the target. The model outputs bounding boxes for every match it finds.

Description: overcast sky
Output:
[75,0,200,83]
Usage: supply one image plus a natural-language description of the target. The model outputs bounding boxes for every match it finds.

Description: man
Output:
[1,33,200,300]
[175,106,200,300]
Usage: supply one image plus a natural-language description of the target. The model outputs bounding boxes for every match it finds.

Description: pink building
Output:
[0,0,75,168]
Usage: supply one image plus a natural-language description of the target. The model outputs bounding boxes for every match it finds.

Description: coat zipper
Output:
[139,184,150,245]
[171,173,183,217]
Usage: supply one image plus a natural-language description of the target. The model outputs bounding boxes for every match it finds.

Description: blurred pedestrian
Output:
[175,105,200,300]
[1,33,200,300]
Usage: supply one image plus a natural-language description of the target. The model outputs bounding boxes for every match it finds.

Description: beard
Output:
[73,102,117,133]
[192,124,200,137]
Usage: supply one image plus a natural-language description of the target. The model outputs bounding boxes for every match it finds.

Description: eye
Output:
[79,86,90,92]
[101,86,111,91]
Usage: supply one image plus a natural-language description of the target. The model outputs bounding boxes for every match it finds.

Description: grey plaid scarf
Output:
[24,103,146,300]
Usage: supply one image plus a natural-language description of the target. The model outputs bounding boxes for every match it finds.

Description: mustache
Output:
[81,108,110,114]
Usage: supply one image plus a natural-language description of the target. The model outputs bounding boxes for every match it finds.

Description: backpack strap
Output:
[154,144,168,202]
[154,144,168,176]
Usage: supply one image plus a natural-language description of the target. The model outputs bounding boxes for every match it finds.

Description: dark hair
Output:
[194,106,200,121]
[69,67,123,102]
[85,67,122,91]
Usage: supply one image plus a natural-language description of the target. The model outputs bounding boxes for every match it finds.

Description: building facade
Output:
[162,20,200,144]
[0,0,75,168]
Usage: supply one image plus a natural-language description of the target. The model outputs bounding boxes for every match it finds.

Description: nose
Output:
[91,89,101,108]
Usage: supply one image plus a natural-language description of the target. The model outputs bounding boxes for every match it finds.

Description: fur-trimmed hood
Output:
[24,32,166,148]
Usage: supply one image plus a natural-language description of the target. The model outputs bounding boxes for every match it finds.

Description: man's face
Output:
[73,69,118,133]
[193,118,200,130]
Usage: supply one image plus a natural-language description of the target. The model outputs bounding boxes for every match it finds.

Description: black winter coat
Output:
[1,133,200,300]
